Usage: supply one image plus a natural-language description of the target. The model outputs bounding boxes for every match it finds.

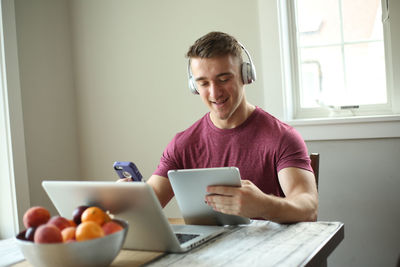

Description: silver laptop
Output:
[168,167,251,226]
[42,181,226,252]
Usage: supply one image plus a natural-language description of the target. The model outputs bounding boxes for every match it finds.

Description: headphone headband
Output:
[188,43,256,95]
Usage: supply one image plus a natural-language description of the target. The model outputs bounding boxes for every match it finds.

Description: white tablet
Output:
[168,167,251,226]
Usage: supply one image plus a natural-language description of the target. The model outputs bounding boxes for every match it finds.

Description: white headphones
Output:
[187,42,257,95]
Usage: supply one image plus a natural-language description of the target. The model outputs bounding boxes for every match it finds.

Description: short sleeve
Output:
[153,135,180,178]
[276,127,312,173]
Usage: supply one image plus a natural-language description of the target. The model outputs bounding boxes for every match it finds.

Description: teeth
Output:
[213,98,228,104]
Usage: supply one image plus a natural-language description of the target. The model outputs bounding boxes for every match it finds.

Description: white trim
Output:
[271,0,400,141]
[0,0,30,237]
[287,115,400,141]
[282,0,398,120]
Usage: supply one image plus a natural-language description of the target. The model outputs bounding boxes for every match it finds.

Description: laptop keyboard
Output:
[175,233,200,244]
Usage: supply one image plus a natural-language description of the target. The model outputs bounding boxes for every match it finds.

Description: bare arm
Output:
[270,167,318,222]
[205,167,318,223]
[146,175,175,208]
[117,174,174,208]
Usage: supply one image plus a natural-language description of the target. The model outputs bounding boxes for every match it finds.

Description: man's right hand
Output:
[116,177,132,183]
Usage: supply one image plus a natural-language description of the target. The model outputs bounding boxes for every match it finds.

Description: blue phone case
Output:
[113,161,143,181]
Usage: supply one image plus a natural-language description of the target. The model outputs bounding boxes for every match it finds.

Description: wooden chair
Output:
[310,153,320,190]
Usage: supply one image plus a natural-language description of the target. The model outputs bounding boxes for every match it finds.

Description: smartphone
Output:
[113,161,143,181]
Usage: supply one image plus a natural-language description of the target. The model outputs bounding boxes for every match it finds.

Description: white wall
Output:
[68,0,264,216]
[11,0,400,266]
[14,0,80,216]
[307,139,400,267]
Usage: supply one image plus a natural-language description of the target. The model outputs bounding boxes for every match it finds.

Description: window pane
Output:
[300,46,345,107]
[345,42,387,105]
[297,0,341,47]
[342,0,383,42]
[293,0,388,110]
[299,61,322,108]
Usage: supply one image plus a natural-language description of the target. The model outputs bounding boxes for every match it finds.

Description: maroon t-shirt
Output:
[154,107,312,197]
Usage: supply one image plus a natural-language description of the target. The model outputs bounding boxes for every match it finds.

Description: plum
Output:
[72,205,89,225]
[24,227,36,242]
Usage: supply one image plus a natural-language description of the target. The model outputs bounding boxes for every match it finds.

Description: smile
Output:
[211,97,229,106]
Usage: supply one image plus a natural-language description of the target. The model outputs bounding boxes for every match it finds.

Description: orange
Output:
[75,221,104,241]
[81,206,107,225]
[61,226,76,242]
[68,219,77,227]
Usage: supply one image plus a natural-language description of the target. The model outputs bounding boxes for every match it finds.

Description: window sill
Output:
[286,115,400,141]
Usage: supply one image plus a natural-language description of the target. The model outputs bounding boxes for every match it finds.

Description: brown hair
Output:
[186,31,243,63]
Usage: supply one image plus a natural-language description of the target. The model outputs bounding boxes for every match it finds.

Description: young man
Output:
[122,32,318,223]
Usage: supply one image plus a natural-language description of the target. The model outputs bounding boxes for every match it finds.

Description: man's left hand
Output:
[204,180,268,218]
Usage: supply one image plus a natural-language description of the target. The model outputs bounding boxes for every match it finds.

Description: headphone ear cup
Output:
[241,62,256,84]
[189,77,199,94]
[241,63,252,84]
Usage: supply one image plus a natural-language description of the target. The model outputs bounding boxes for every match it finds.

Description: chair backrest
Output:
[310,153,320,190]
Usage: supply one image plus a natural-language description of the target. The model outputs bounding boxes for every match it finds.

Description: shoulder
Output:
[251,107,305,147]
[173,113,210,144]
[252,107,294,133]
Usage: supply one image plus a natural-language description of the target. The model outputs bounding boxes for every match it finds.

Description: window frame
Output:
[280,0,398,120]
[0,0,30,238]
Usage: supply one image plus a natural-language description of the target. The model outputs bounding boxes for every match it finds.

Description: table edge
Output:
[303,222,345,267]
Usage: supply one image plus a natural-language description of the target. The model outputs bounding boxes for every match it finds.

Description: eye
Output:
[198,81,209,87]
[219,76,230,83]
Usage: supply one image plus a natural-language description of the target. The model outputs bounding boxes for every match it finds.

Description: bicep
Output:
[278,167,318,199]
[146,175,174,208]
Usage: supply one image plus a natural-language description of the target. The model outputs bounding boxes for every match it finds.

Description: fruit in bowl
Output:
[23,206,51,228]
[15,205,128,267]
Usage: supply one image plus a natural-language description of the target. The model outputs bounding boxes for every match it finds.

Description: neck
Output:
[211,102,256,129]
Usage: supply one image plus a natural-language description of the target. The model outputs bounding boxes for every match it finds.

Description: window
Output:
[281,0,395,119]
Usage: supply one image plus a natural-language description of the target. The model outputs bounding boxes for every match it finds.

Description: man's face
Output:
[190,55,247,129]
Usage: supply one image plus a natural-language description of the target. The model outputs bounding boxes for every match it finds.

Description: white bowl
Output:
[15,219,128,267]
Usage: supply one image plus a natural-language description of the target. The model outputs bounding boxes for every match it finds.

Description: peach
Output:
[102,221,123,235]
[34,224,63,243]
[47,216,71,231]
[23,206,50,228]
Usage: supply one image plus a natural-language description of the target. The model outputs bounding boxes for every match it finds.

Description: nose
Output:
[208,81,223,99]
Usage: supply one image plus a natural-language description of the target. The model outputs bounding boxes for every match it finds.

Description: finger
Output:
[211,203,238,215]
[116,177,132,183]
[241,179,251,185]
[205,194,236,206]
[206,185,237,196]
